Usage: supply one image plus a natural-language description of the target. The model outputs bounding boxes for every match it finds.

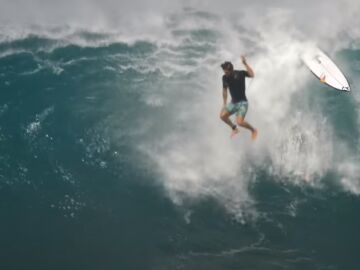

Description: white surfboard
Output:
[302,48,350,91]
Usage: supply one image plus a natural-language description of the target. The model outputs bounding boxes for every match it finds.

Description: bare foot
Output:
[230,128,239,138]
[251,129,258,141]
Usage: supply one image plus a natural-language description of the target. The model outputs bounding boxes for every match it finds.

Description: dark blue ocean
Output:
[1,4,360,270]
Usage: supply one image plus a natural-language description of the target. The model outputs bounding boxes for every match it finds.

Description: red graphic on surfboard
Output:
[320,73,326,83]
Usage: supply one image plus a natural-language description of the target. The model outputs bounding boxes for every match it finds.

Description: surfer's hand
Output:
[241,55,247,65]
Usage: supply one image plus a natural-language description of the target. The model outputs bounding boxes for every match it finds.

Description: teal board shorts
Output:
[225,101,248,118]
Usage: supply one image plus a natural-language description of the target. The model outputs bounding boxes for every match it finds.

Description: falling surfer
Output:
[220,56,258,140]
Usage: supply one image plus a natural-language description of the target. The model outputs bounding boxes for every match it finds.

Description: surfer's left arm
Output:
[241,55,254,78]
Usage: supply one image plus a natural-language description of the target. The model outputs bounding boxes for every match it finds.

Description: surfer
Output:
[220,56,258,139]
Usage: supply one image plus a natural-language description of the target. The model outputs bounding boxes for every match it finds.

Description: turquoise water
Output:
[1,7,360,270]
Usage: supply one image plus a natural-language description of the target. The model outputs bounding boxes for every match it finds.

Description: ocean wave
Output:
[0,5,359,221]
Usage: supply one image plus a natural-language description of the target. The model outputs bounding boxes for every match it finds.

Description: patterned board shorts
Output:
[225,101,248,118]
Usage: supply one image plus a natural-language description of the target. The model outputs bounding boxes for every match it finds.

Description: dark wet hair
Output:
[221,61,233,71]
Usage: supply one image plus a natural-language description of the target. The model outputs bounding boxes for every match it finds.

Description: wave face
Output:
[1,1,360,269]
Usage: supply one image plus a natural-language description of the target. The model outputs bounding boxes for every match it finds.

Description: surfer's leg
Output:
[220,107,239,137]
[220,109,234,128]
[220,106,236,129]
[236,117,257,140]
[235,102,257,140]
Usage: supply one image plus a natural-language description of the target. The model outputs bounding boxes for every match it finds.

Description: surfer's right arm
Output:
[222,75,228,107]
[241,55,255,78]
[222,87,228,106]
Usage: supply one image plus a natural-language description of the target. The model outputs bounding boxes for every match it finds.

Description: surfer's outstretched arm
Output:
[241,55,254,78]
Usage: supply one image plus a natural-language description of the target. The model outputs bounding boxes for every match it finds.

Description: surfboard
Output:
[302,48,350,91]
